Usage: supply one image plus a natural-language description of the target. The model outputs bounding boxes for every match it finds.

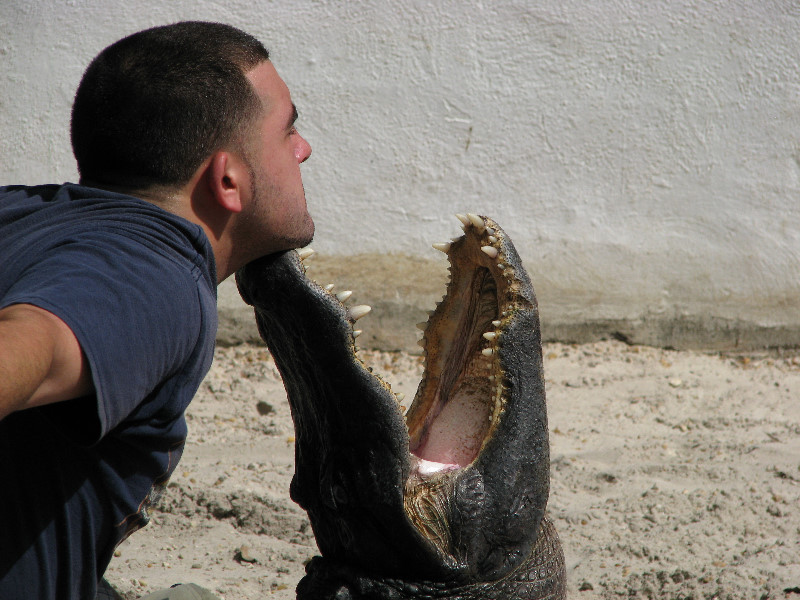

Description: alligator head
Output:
[236,214,565,599]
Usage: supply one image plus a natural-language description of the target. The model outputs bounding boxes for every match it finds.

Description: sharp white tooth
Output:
[455,213,471,228]
[488,375,495,381]
[482,332,497,341]
[417,339,426,347]
[481,348,494,357]
[488,235,498,243]
[485,227,495,236]
[415,322,427,330]
[298,247,315,260]
[481,246,498,258]
[497,263,506,270]
[467,213,485,231]
[396,393,405,402]
[353,330,362,338]
[336,290,353,302]
[324,284,335,291]
[348,305,371,321]
[432,242,451,253]
[451,236,463,242]
[492,320,502,327]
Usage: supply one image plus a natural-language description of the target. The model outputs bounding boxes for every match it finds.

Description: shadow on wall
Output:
[218,254,800,353]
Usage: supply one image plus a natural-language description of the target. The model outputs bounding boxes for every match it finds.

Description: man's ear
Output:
[207,151,246,214]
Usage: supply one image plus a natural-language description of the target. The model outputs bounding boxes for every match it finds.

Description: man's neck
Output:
[80,179,233,285]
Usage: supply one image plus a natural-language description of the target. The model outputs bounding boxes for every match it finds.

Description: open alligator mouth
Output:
[236,214,565,600]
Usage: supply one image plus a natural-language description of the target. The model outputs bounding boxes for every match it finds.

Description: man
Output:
[0,22,313,599]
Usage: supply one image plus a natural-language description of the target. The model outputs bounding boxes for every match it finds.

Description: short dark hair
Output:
[71,21,270,191]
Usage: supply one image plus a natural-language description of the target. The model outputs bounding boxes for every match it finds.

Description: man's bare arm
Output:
[0,304,93,421]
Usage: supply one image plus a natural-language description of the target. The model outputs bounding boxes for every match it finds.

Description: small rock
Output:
[668,378,682,388]
[256,401,274,416]
[579,581,594,591]
[236,545,257,563]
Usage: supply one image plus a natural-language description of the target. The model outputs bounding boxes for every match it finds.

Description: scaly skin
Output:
[236,215,566,599]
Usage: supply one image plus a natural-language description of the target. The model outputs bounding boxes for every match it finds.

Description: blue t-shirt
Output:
[0,184,218,599]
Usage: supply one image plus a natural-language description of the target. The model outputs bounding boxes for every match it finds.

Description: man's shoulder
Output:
[1,183,216,286]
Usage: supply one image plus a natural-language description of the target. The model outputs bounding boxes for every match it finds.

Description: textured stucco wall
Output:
[2,1,799,348]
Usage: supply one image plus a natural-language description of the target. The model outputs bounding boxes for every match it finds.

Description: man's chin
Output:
[293,215,315,249]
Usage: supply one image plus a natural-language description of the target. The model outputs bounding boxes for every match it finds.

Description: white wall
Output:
[2,1,799,341]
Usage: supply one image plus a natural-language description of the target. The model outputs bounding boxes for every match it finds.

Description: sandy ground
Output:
[104,341,800,599]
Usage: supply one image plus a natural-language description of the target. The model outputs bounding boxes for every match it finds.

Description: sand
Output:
[104,341,800,599]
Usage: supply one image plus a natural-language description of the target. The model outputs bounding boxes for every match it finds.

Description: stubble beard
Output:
[238,163,315,263]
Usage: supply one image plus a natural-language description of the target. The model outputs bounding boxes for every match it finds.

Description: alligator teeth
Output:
[467,213,485,232]
[497,263,506,270]
[324,283,335,291]
[348,305,371,321]
[455,213,471,229]
[481,348,494,357]
[297,247,315,261]
[336,290,353,303]
[432,242,451,254]
[482,332,497,341]
[415,322,427,330]
[485,227,495,236]
[417,339,426,348]
[488,235,498,244]
[492,320,502,327]
[481,246,499,258]
[353,330,362,338]
[395,393,405,402]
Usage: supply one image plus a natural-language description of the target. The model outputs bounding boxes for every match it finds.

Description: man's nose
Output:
[296,136,312,163]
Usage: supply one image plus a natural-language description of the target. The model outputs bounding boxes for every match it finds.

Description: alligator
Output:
[236,214,566,599]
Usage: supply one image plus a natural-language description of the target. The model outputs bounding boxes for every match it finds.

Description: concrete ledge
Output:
[544,316,800,353]
[218,254,800,353]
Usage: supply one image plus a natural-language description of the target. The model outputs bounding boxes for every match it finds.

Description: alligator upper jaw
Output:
[236,214,555,590]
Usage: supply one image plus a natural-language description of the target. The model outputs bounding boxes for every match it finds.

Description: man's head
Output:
[71,21,268,192]
[71,21,314,279]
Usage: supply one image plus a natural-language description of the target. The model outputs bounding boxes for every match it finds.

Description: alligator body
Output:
[236,214,566,599]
